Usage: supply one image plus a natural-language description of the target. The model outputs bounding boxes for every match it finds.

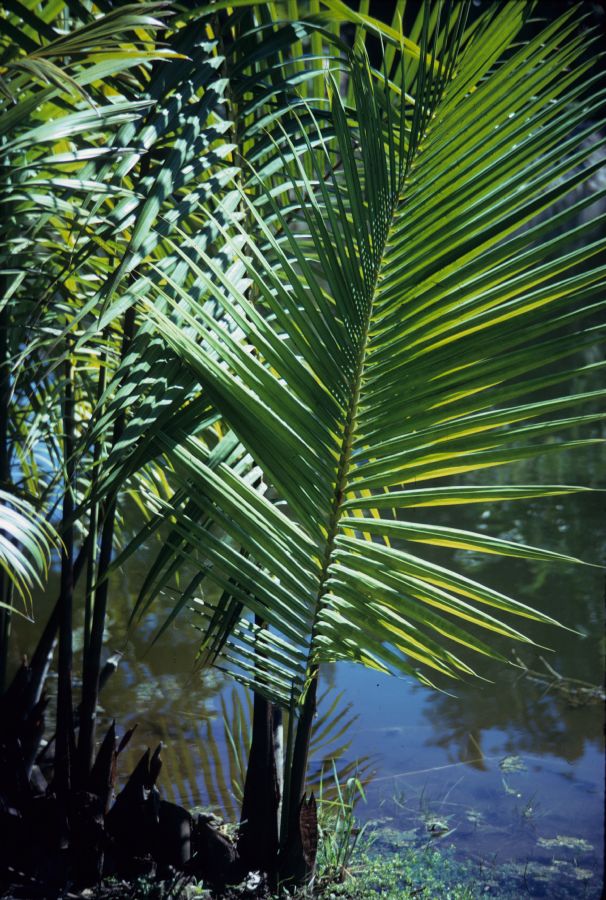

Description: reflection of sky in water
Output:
[8,443,605,893]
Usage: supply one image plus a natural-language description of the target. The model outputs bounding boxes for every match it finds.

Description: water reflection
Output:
[414,465,605,766]
[422,661,603,767]
[107,680,371,822]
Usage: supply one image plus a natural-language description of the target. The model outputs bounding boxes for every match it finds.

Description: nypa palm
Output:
[122,0,605,885]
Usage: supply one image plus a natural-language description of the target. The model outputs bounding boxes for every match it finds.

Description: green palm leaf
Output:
[137,4,604,706]
[0,489,58,608]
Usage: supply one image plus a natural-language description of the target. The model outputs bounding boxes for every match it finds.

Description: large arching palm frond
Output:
[137,3,605,708]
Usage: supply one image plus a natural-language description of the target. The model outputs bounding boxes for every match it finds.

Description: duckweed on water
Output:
[76,839,600,900]
[314,846,486,899]
[312,819,600,900]
[328,847,600,900]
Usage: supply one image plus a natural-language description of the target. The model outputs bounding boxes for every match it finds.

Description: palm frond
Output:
[0,489,59,608]
[134,5,604,706]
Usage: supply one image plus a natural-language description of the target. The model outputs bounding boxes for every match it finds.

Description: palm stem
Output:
[22,535,90,713]
[55,354,75,840]
[78,305,135,777]
[0,295,11,691]
[82,356,107,663]
[279,672,318,879]
[238,687,280,877]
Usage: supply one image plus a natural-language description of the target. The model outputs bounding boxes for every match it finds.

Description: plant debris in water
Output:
[537,835,594,853]
[498,755,527,774]
[511,653,606,707]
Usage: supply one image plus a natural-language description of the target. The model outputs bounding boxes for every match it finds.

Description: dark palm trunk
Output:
[237,690,281,880]
[82,348,107,666]
[0,302,11,692]
[278,672,319,886]
[17,536,90,715]
[78,305,135,777]
[54,356,76,844]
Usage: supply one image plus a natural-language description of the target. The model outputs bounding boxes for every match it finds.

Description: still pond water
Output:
[12,445,605,897]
